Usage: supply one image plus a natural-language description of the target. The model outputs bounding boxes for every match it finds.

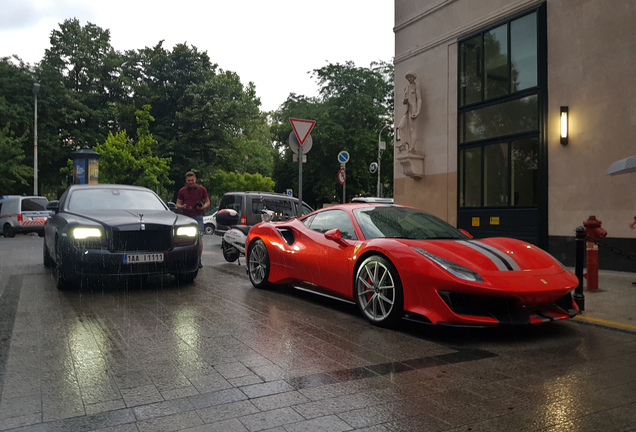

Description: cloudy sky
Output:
[0,0,395,112]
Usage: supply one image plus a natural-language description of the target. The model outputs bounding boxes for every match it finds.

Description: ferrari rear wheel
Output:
[248,239,270,289]
[355,255,403,327]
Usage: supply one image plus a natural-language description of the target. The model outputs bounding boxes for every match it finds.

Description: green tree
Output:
[41,18,124,148]
[0,126,33,193]
[205,170,274,198]
[171,69,268,184]
[93,106,173,191]
[0,57,37,194]
[271,61,394,209]
[119,44,270,196]
[30,19,127,195]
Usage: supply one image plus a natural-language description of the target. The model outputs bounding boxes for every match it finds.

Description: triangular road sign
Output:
[289,118,316,146]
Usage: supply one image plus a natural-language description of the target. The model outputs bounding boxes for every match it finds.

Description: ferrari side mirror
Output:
[324,228,342,242]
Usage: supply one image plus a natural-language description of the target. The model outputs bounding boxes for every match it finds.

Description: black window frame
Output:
[457,3,548,248]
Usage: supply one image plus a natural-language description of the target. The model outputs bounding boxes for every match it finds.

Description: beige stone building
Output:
[393,0,636,270]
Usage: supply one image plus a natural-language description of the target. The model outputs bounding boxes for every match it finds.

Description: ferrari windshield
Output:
[354,206,467,240]
[67,188,166,211]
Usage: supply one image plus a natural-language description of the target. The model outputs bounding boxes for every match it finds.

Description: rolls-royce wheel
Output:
[176,270,198,285]
[43,240,55,268]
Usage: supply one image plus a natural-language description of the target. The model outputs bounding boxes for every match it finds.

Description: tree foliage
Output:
[271,61,394,209]
[205,171,275,198]
[94,106,172,190]
[0,19,393,204]
[120,43,273,196]
[0,126,33,193]
[0,57,34,194]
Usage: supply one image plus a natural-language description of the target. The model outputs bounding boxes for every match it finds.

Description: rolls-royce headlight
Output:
[72,228,102,239]
[176,226,198,237]
[412,247,483,283]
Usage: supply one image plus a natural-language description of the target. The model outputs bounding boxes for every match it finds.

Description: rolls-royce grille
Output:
[111,231,171,252]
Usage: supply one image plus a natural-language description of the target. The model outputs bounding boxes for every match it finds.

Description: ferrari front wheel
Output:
[355,255,403,327]
[248,239,270,289]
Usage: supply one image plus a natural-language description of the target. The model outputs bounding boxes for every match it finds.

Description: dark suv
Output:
[215,192,314,235]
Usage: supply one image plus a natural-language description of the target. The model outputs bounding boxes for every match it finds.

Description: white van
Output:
[0,195,51,238]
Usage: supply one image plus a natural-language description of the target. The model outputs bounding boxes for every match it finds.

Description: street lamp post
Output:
[33,83,40,196]
[377,124,390,197]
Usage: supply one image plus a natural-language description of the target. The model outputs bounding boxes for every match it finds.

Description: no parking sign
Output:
[338,167,346,185]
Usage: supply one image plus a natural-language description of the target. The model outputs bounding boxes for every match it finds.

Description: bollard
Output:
[574,226,585,311]
[585,239,599,290]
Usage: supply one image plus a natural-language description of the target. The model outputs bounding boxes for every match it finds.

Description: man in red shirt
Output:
[177,172,210,268]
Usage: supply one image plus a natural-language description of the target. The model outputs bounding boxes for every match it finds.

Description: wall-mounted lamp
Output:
[560,106,568,145]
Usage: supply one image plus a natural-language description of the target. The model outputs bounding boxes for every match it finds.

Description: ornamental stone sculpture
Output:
[396,71,425,177]
[396,71,421,154]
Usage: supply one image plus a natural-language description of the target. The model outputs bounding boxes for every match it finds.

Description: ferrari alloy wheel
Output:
[248,239,270,289]
[355,255,404,327]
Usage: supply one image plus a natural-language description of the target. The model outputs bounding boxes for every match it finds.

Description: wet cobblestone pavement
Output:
[1,236,635,431]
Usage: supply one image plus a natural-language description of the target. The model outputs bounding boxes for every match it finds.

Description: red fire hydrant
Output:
[583,216,607,290]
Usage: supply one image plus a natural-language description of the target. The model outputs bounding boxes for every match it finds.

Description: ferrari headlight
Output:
[72,228,102,239]
[176,226,198,237]
[412,247,483,283]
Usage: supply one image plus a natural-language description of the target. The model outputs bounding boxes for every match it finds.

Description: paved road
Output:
[0,234,635,432]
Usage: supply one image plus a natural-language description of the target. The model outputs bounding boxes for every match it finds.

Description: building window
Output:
[459,95,538,143]
[459,138,538,208]
[460,11,538,107]
[458,8,542,210]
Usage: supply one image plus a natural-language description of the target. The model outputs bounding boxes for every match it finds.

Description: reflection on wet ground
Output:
[0,236,635,431]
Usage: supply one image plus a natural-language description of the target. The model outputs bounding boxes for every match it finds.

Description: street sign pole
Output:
[337,152,350,204]
[298,144,303,218]
[339,164,346,204]
[378,125,390,197]
[289,118,316,218]
[343,166,346,204]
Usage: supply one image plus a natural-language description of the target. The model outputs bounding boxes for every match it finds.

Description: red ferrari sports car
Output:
[245,203,580,327]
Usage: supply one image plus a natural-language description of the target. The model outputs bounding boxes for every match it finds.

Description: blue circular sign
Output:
[338,151,350,164]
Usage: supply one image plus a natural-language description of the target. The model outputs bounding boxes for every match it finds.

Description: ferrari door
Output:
[294,209,359,298]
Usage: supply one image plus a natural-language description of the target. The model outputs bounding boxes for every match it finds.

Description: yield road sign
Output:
[289,118,316,145]
[338,151,350,164]
[338,167,346,185]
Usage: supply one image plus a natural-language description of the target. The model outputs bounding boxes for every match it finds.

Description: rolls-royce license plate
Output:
[123,253,164,264]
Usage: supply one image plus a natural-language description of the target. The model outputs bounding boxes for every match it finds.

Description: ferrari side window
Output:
[301,215,315,227]
[308,210,357,240]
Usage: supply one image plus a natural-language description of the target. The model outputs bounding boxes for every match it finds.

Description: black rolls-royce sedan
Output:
[44,184,200,289]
